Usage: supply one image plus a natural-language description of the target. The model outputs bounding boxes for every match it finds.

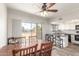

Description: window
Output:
[21,23,42,40]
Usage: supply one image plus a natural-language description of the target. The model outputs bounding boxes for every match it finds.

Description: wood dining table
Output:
[0,39,50,56]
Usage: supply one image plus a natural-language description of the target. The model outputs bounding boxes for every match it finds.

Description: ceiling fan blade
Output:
[47,9,58,12]
[42,3,47,10]
[47,3,56,9]
[39,10,44,12]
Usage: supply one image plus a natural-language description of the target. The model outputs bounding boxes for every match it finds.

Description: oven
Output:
[75,35,79,41]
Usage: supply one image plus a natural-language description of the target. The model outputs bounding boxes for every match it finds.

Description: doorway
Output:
[21,23,42,40]
[68,34,71,43]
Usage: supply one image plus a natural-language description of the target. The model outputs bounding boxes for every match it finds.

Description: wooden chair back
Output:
[40,42,53,56]
[12,44,38,56]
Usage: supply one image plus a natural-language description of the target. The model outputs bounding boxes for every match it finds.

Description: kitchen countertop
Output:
[60,30,79,35]
[52,30,79,35]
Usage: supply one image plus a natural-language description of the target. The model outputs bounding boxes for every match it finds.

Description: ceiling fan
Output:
[40,3,58,12]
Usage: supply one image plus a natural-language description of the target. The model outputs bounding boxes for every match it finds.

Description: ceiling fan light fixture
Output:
[41,11,48,16]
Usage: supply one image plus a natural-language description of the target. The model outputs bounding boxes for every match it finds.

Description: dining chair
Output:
[12,44,38,56]
[45,34,50,41]
[45,34,54,43]
[39,42,53,56]
[8,37,26,45]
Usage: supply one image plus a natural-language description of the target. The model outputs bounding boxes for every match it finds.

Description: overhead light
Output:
[71,19,79,22]
[41,11,48,16]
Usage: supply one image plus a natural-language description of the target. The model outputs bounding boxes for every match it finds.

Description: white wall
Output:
[7,8,50,39]
[0,4,7,48]
[12,19,22,37]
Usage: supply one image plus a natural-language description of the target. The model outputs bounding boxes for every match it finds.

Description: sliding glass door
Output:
[21,23,42,40]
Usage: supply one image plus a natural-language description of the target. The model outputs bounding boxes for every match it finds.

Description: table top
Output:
[0,39,49,56]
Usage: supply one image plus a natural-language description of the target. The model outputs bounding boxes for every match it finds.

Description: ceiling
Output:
[6,3,79,18]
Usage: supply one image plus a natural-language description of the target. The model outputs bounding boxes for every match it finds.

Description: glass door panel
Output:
[30,24,37,43]
[37,24,42,39]
[31,24,36,37]
[22,23,31,40]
